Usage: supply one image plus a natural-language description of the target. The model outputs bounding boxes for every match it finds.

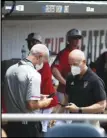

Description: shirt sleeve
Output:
[51,54,62,72]
[26,75,41,101]
[92,78,107,103]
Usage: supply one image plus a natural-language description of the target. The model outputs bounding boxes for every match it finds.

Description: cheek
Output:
[69,39,81,47]
[74,40,81,45]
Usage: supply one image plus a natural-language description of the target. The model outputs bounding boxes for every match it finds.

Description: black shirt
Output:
[66,68,107,107]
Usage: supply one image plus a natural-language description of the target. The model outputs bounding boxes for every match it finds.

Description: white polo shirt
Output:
[4,59,41,113]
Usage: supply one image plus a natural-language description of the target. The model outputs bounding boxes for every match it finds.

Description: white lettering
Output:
[45,5,55,13]
[16,5,24,11]
[86,7,94,12]
[64,5,69,13]
[55,5,62,13]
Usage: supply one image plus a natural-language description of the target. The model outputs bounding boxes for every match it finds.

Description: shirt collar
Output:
[18,59,35,69]
[81,68,92,81]
[74,68,91,81]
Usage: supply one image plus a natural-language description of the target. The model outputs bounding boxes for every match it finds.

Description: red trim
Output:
[31,96,40,98]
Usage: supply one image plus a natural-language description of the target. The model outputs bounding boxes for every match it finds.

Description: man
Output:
[54,49,106,127]
[50,49,107,128]
[51,29,82,103]
[4,44,53,137]
[26,33,58,134]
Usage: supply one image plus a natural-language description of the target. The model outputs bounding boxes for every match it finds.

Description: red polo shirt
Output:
[51,47,71,93]
[38,62,58,109]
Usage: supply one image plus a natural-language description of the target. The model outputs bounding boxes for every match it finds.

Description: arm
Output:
[27,99,52,110]
[66,78,107,113]
[52,75,71,113]
[52,68,66,85]
[51,54,66,85]
[26,75,52,110]
[81,100,106,113]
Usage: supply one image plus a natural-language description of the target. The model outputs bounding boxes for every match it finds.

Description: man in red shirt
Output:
[51,29,82,103]
[26,33,58,134]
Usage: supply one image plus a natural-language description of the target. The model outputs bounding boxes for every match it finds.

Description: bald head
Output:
[69,49,86,64]
[69,50,87,76]
[69,49,85,61]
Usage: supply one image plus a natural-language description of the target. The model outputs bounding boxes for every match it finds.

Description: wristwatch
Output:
[78,108,82,113]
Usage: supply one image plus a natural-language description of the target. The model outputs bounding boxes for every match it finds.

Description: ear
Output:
[83,60,86,64]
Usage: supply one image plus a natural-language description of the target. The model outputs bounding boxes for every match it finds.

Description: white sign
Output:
[5,6,12,10]
[45,5,69,13]
[86,7,94,12]
[16,5,24,11]
[64,5,69,13]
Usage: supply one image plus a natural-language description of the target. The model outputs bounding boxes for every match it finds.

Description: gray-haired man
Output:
[4,44,52,137]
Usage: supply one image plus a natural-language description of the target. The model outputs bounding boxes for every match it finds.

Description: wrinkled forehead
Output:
[68,55,81,65]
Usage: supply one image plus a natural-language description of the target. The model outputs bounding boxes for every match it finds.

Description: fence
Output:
[2,114,107,122]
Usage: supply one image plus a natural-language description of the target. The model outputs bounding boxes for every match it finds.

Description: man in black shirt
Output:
[49,49,107,127]
[64,49,106,114]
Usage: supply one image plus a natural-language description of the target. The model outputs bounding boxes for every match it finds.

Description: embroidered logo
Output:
[71,82,74,85]
[84,81,88,88]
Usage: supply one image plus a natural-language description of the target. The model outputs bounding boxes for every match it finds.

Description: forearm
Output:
[81,102,106,114]
[52,68,66,85]
[27,100,49,110]
[37,100,48,108]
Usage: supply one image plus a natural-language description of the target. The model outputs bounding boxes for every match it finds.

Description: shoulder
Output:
[6,63,18,76]
[57,48,67,58]
[89,71,105,87]
[28,70,41,83]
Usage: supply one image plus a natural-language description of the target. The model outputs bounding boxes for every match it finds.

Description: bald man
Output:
[51,49,107,128]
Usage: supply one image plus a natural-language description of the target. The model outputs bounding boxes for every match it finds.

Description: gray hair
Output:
[30,44,49,58]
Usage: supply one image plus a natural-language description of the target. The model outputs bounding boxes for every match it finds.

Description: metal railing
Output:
[2,114,107,122]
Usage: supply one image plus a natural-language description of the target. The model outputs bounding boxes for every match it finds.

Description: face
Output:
[68,38,81,50]
[36,55,44,65]
[69,56,85,76]
[36,53,48,65]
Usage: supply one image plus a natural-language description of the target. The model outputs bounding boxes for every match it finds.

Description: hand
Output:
[65,103,79,113]
[48,120,56,128]
[43,98,53,108]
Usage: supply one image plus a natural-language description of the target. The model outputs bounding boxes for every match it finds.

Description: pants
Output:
[57,92,65,103]
[41,107,53,132]
[3,121,42,137]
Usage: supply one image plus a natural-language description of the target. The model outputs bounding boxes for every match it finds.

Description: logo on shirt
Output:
[84,81,88,88]
[71,82,74,85]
